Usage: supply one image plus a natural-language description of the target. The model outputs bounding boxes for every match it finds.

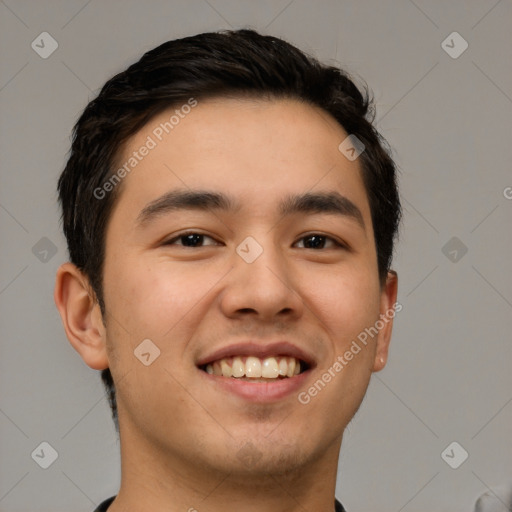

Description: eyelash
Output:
[163,231,347,250]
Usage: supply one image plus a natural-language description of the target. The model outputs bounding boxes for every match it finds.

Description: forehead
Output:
[110,97,371,224]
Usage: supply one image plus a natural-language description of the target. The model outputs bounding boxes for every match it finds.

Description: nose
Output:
[219,237,304,322]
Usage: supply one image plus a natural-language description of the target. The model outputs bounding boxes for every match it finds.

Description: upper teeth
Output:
[205,356,301,379]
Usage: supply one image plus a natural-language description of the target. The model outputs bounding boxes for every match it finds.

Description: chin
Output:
[202,435,314,479]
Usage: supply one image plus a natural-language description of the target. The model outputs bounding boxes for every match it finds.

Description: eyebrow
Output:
[136,189,365,230]
[279,191,365,229]
[136,190,239,226]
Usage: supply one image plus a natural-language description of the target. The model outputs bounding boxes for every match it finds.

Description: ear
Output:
[372,270,399,372]
[54,262,109,370]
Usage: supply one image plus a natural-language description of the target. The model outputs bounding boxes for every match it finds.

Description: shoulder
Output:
[335,498,347,512]
[92,496,116,512]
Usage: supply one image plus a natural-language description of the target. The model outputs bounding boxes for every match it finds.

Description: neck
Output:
[108,421,342,512]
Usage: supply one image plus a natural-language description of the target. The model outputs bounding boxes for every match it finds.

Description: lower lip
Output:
[199,368,311,403]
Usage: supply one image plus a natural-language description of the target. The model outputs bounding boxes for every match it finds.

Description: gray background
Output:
[1,1,511,511]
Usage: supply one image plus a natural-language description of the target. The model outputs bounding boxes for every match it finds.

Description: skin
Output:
[55,97,398,512]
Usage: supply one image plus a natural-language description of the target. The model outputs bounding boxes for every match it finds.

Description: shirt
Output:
[93,495,347,511]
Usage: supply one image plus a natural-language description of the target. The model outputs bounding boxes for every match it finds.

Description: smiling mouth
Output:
[199,356,309,381]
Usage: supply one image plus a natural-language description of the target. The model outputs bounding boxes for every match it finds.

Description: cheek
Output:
[102,259,220,421]
[298,264,381,347]
[293,268,381,441]
[103,257,226,339]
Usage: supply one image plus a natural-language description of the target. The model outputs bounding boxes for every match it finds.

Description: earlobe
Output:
[372,270,398,372]
[54,262,109,370]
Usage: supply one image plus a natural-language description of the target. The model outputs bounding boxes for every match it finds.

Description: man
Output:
[55,29,401,512]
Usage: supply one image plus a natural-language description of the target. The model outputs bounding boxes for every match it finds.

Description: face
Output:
[97,97,396,479]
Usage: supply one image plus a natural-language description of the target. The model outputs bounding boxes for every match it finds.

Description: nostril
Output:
[236,308,257,314]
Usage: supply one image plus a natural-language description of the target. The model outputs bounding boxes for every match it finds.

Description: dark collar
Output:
[94,496,347,511]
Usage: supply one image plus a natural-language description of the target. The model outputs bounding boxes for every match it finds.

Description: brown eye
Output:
[165,232,219,247]
[179,234,204,247]
[294,234,342,249]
